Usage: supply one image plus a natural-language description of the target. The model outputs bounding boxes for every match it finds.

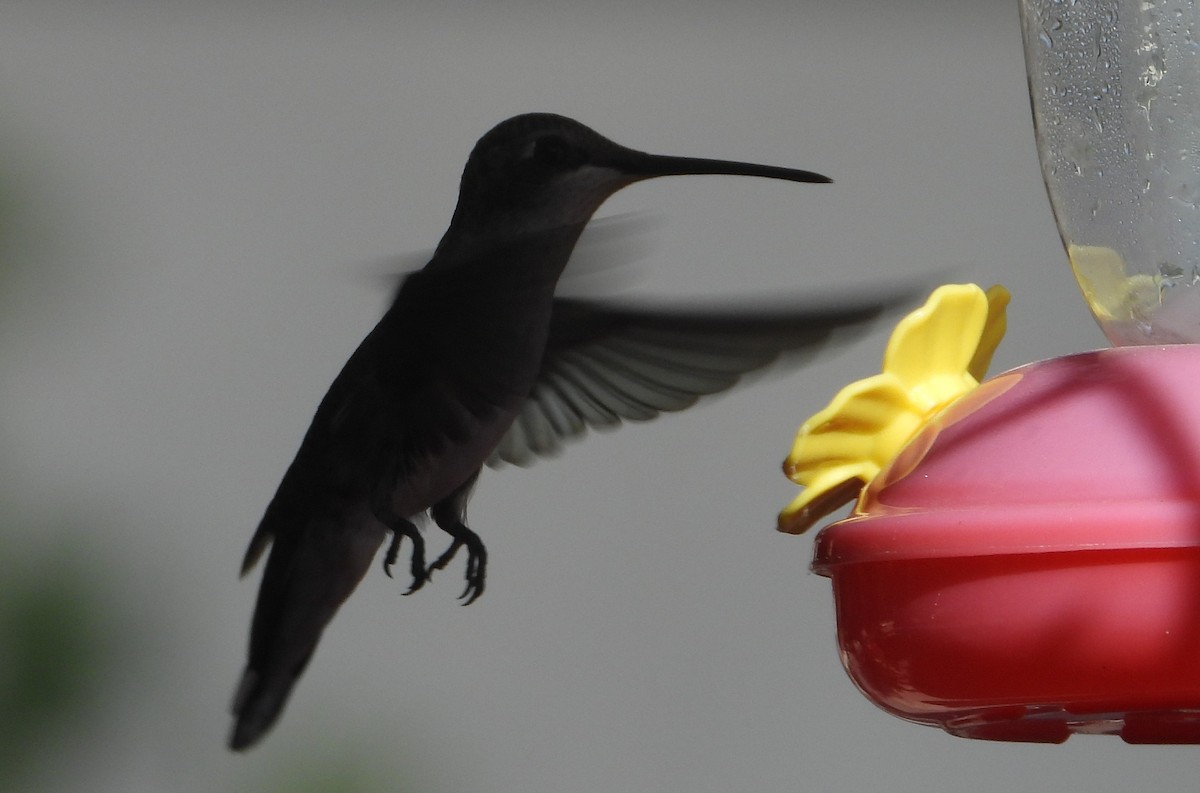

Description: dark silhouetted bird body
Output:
[229,113,910,750]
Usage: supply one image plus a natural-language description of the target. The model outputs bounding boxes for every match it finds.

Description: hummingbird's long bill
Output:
[615,150,832,184]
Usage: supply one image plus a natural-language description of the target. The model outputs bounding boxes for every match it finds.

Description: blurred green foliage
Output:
[0,541,115,790]
[266,750,399,793]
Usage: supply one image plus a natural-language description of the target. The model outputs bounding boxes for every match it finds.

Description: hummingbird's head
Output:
[448,114,643,236]
[440,113,832,256]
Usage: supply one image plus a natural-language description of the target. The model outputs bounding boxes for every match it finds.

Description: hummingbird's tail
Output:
[229,510,385,751]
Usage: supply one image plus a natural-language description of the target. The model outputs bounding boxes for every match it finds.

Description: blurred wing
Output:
[368,212,662,302]
[486,288,915,467]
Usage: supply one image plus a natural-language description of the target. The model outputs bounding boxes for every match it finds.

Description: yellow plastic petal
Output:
[968,285,1011,382]
[784,375,920,485]
[885,285,991,391]
[778,471,870,535]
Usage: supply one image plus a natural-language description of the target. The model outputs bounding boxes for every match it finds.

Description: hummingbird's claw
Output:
[458,544,487,605]
[382,536,399,579]
[383,519,428,593]
[426,530,488,604]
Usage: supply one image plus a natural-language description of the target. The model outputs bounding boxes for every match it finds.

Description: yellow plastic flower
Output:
[778,283,1010,535]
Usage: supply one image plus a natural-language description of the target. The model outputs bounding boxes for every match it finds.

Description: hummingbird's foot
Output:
[430,483,487,604]
[434,527,484,602]
[382,519,428,594]
[458,537,487,605]
[428,521,487,605]
[429,533,488,604]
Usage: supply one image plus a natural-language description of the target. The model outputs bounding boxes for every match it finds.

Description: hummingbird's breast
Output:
[369,271,559,518]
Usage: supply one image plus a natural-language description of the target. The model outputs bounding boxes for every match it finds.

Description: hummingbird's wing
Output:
[486,291,908,467]
[371,212,662,301]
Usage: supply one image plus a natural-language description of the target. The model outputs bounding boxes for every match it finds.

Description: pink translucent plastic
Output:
[811,345,1200,743]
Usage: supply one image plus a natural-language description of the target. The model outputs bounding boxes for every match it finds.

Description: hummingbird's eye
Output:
[525,135,583,171]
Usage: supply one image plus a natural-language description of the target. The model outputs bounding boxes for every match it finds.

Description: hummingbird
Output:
[229,112,912,751]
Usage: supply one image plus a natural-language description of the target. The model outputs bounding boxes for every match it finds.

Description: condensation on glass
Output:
[1021,0,1200,344]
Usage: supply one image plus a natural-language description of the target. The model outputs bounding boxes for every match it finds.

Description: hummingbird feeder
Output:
[781,0,1200,743]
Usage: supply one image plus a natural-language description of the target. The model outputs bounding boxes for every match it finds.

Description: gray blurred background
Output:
[3,2,1181,792]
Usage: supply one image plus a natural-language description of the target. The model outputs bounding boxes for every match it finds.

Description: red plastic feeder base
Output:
[811,347,1200,743]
